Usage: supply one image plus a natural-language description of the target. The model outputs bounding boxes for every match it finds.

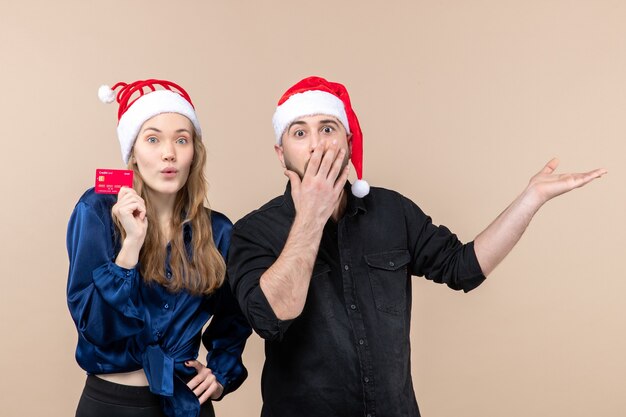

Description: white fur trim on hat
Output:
[272,90,350,145]
[117,90,201,164]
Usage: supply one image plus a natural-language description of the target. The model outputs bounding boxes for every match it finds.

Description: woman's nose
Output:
[161,143,176,161]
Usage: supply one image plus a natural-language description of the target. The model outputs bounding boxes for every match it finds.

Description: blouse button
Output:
[166,272,172,279]
[388,261,395,267]
[350,304,357,310]
[344,265,349,271]
[164,304,169,309]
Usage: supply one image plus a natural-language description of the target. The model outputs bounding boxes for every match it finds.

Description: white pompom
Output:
[351,179,370,198]
[98,85,116,103]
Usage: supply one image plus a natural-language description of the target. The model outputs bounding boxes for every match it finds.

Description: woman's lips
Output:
[161,167,178,177]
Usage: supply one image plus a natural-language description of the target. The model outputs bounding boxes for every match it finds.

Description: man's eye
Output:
[322,126,334,134]
[295,130,305,137]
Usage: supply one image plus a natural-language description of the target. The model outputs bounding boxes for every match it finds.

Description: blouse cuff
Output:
[207,350,247,401]
[92,262,142,317]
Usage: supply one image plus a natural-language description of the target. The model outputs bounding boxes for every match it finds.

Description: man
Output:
[228,76,606,417]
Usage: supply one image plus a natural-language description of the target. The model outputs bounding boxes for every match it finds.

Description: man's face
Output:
[274,114,352,178]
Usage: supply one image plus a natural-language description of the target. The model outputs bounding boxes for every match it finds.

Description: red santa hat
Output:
[272,76,370,198]
[97,79,201,164]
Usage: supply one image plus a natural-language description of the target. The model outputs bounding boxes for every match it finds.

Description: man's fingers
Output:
[305,141,326,177]
[334,166,350,192]
[532,159,607,194]
[539,157,560,175]
[552,168,607,188]
[573,168,608,188]
[284,170,301,194]
[326,147,346,181]
[587,168,608,178]
[316,141,338,178]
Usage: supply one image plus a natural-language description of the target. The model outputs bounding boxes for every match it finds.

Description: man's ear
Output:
[274,144,286,169]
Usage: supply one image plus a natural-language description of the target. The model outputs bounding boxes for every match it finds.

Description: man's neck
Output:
[330,189,348,222]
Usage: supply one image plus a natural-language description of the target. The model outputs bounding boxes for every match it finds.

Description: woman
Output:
[66,79,251,417]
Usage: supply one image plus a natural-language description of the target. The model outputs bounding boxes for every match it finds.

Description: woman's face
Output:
[132,112,195,197]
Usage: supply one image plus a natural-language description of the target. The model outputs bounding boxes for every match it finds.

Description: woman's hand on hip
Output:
[185,360,224,404]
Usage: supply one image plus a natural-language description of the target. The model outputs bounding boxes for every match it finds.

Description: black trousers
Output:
[76,375,215,417]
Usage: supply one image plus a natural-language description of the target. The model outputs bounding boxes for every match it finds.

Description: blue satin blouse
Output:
[66,188,251,417]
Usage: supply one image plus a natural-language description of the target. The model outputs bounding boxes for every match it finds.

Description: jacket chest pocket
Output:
[365,250,410,315]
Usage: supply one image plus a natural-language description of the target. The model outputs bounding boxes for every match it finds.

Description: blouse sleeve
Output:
[203,280,252,398]
[66,200,145,346]
[202,211,252,398]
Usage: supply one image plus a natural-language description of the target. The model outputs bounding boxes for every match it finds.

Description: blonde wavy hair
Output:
[114,132,225,295]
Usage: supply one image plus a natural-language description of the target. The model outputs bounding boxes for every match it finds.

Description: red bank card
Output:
[95,169,134,194]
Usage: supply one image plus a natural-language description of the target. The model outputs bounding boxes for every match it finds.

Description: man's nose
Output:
[309,132,324,152]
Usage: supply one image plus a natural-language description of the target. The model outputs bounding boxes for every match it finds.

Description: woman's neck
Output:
[147,190,177,241]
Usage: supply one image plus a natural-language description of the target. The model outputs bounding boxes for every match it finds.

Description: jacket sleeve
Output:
[227,222,295,342]
[66,201,145,346]
[402,195,486,292]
